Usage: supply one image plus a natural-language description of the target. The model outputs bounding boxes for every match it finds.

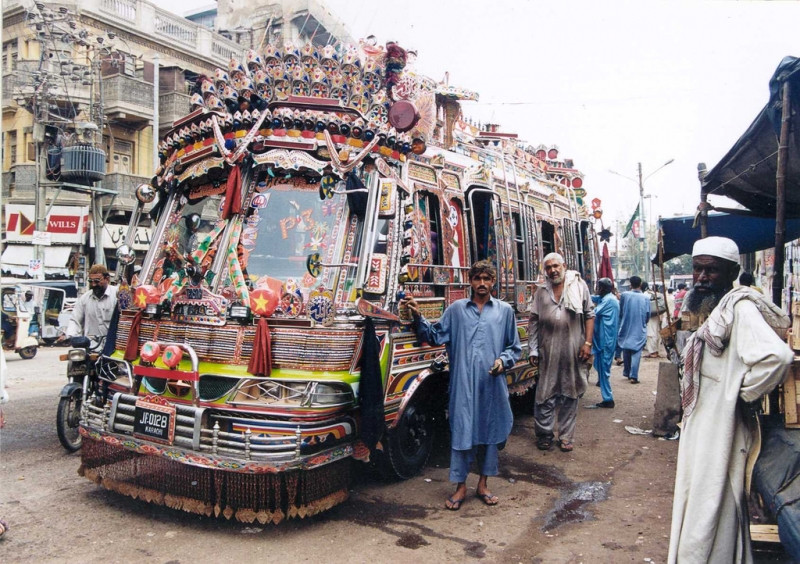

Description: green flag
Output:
[623,206,640,237]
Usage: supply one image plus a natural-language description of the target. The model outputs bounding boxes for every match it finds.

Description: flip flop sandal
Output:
[559,440,574,452]
[476,492,499,506]
[445,496,464,511]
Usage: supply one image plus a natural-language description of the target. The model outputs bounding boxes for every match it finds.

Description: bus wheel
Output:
[383,394,434,480]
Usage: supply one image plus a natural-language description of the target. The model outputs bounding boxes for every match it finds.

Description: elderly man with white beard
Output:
[528,252,595,453]
[668,237,793,564]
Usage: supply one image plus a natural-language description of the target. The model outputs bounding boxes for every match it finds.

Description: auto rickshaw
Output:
[1,287,39,359]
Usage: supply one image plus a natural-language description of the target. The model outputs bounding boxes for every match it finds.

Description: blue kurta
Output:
[592,292,620,402]
[617,290,649,350]
[592,293,620,355]
[416,297,521,451]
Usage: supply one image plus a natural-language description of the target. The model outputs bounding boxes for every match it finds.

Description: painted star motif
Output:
[599,228,613,242]
[134,288,148,308]
[252,292,268,313]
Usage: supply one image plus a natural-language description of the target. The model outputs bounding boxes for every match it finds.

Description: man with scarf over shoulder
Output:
[668,237,793,564]
[528,252,595,452]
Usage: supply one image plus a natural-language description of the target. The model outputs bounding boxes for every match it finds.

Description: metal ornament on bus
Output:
[305,253,357,278]
[115,183,157,285]
[318,174,369,200]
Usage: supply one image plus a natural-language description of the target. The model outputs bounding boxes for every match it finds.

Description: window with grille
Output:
[2,39,18,72]
[7,130,17,166]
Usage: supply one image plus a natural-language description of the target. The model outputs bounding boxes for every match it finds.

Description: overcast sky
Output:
[158,0,800,232]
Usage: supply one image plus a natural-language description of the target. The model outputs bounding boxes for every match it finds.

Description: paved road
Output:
[2,347,683,563]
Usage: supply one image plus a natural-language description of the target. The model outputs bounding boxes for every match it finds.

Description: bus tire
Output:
[382,393,435,480]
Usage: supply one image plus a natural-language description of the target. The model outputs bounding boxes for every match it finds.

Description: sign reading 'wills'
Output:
[4,204,89,244]
[47,215,80,233]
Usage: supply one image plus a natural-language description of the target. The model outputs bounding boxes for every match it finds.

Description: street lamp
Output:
[609,159,674,282]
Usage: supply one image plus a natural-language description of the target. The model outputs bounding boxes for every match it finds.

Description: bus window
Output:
[468,190,498,264]
[539,219,555,257]
[512,211,526,280]
[152,195,223,285]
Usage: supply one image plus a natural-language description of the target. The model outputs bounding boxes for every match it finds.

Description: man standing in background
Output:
[591,278,619,408]
[617,276,650,384]
[643,281,665,358]
[673,282,687,320]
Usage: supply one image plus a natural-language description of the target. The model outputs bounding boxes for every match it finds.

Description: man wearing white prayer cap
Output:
[669,236,792,563]
[692,235,741,263]
[679,236,741,328]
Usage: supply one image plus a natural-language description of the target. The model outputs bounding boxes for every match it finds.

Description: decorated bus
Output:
[79,38,598,524]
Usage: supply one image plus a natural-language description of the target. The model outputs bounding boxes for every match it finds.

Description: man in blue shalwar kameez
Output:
[591,278,620,408]
[617,275,650,383]
[402,260,521,511]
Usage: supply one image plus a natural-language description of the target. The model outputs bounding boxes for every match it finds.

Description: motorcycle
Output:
[1,287,39,359]
[57,336,104,452]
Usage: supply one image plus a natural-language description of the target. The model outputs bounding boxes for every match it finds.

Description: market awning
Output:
[657,212,800,262]
[701,56,800,218]
[0,245,73,276]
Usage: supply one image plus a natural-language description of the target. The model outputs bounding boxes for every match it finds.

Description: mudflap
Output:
[60,381,83,399]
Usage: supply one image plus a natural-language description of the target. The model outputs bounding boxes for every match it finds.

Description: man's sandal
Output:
[476,492,499,506]
[559,440,574,452]
[537,438,553,451]
[445,496,464,511]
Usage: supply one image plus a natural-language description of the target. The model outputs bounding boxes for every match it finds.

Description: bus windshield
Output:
[240,179,351,300]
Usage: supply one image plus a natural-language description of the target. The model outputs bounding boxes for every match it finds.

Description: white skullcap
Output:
[692,236,740,264]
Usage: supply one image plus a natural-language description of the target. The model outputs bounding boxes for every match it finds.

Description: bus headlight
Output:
[310,382,354,406]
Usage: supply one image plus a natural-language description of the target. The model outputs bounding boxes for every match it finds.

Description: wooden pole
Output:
[773,79,791,306]
[697,163,709,239]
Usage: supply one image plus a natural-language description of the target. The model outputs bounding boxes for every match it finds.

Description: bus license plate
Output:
[133,399,176,445]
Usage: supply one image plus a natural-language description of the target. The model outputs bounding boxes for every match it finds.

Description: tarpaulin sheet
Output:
[656,212,800,262]
[702,56,800,218]
[752,421,800,559]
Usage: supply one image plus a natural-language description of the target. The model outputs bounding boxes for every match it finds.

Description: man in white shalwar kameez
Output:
[668,237,793,564]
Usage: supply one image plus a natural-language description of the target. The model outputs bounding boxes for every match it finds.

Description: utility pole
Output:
[615,219,620,282]
[638,162,647,282]
[33,88,48,280]
[21,4,120,277]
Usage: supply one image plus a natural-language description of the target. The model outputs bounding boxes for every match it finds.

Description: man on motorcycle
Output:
[64,265,118,339]
[57,264,117,452]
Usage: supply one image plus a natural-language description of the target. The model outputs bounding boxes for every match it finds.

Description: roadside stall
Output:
[691,55,800,557]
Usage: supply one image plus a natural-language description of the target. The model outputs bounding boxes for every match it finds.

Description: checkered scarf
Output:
[680,286,790,418]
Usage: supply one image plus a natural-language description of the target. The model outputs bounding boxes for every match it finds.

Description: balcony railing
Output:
[100,0,136,23]
[99,172,150,212]
[2,74,19,109]
[159,91,191,129]
[5,0,245,69]
[93,0,243,67]
[102,75,154,125]
[154,10,197,46]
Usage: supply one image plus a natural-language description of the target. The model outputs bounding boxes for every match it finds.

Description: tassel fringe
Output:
[79,440,351,522]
